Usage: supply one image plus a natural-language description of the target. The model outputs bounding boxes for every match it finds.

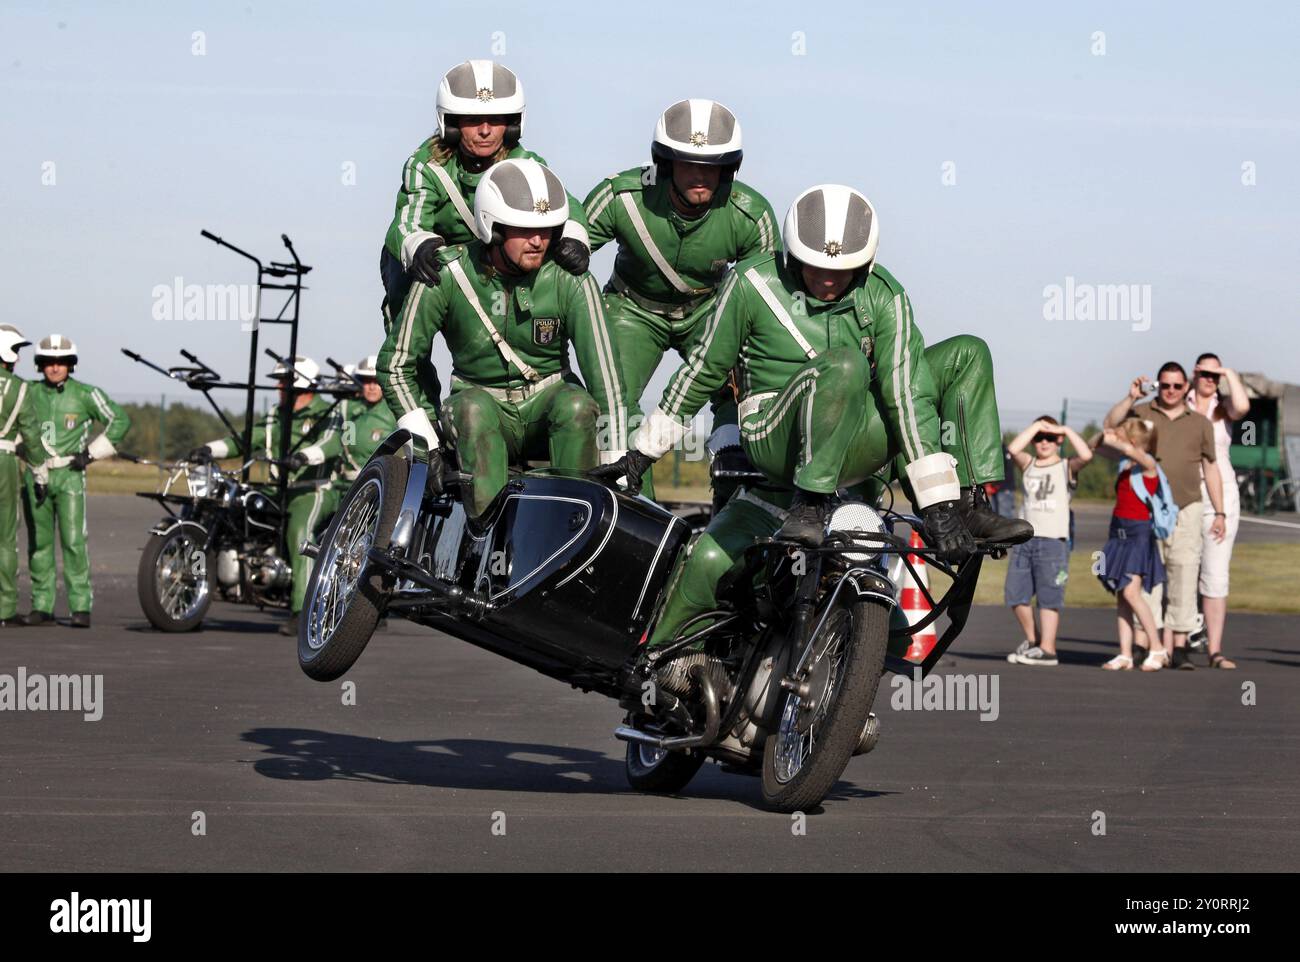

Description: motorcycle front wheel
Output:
[136,521,213,632]
[298,455,408,681]
[760,598,889,812]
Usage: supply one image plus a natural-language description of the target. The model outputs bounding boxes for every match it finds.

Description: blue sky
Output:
[2,0,1297,428]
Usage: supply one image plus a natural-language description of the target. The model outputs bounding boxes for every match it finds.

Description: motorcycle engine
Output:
[215,548,241,587]
[249,553,292,590]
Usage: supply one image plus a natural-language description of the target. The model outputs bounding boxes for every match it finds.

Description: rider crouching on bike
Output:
[190,356,342,636]
[378,158,625,527]
[595,185,1032,693]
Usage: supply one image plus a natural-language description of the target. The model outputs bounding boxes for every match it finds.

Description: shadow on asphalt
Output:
[240,727,895,811]
[123,618,284,634]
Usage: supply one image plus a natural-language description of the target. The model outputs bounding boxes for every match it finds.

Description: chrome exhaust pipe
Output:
[853,712,881,756]
[613,667,723,751]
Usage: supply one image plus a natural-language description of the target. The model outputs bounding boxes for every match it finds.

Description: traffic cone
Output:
[898,529,938,663]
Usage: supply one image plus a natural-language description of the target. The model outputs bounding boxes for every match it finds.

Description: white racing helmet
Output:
[651,99,743,170]
[782,184,880,273]
[268,355,320,390]
[436,60,525,148]
[473,158,569,246]
[354,354,379,379]
[34,333,78,368]
[0,324,31,364]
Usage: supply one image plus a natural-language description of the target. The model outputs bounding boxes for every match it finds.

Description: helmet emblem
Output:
[689,130,708,148]
[476,87,494,102]
[533,199,551,214]
[823,240,843,257]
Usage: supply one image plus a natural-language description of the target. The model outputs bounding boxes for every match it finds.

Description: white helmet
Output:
[34,333,78,366]
[0,324,31,364]
[651,99,743,169]
[268,355,320,390]
[354,354,378,379]
[782,185,880,272]
[473,158,569,246]
[436,60,525,147]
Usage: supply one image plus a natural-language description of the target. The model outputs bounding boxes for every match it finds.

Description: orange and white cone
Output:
[898,529,937,663]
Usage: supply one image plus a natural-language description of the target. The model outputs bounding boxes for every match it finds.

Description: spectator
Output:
[1004,416,1093,666]
[1104,365,1226,670]
[1189,353,1249,669]
[1092,420,1168,670]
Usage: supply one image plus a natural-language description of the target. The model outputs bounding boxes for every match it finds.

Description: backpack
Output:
[1122,459,1179,540]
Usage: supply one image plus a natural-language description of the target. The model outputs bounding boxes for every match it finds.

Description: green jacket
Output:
[378,241,627,453]
[319,396,397,483]
[0,368,39,455]
[584,167,778,308]
[634,254,941,465]
[207,395,341,486]
[23,377,131,467]
[383,140,591,269]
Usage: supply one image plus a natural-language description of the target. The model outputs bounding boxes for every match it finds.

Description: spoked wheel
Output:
[298,455,407,681]
[137,521,213,632]
[623,722,707,794]
[760,599,889,812]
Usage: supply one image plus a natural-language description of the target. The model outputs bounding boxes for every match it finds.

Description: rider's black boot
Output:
[776,490,828,547]
[959,485,1033,544]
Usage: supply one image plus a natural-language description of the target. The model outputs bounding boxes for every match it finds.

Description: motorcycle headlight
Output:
[187,463,213,498]
[826,502,887,564]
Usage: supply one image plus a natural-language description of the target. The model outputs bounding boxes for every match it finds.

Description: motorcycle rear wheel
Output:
[760,598,889,812]
[137,522,213,632]
[298,455,408,681]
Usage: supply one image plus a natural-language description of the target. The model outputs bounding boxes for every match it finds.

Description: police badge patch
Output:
[371,429,383,442]
[533,317,559,345]
[64,414,78,430]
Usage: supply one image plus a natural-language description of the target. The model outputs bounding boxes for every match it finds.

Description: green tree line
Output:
[119,401,243,461]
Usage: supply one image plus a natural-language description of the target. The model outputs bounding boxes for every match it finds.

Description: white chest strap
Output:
[446,260,541,383]
[744,268,819,360]
[0,380,27,439]
[620,193,704,296]
[425,162,477,235]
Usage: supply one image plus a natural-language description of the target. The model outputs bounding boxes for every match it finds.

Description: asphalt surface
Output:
[0,496,1297,872]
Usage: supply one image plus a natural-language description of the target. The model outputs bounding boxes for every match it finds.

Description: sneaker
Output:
[1172,647,1197,671]
[1006,640,1033,663]
[1009,645,1058,666]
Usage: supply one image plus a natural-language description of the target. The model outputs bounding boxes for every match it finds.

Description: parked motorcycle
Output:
[297,427,1004,812]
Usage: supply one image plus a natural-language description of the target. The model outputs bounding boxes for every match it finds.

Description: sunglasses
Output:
[1158,381,1187,391]
[1195,371,1221,381]
[1032,434,1058,444]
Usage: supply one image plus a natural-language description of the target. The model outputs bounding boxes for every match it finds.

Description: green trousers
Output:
[0,454,20,619]
[605,290,737,501]
[23,466,92,614]
[649,335,1004,647]
[288,484,340,613]
[445,377,599,518]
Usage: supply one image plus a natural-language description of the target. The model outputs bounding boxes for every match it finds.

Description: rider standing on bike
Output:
[190,356,342,636]
[20,334,132,629]
[378,158,625,524]
[595,185,1032,688]
[0,325,39,628]
[583,99,778,500]
[381,60,593,414]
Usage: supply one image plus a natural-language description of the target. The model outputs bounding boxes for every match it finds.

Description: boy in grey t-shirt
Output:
[1004,416,1094,666]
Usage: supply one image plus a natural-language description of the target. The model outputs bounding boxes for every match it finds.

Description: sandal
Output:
[1209,653,1237,670]
[1102,655,1133,671]
[1141,649,1170,672]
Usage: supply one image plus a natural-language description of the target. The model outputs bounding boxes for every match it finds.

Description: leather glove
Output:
[426,446,445,497]
[288,451,309,470]
[187,446,213,463]
[589,449,655,494]
[920,499,976,565]
[68,451,92,471]
[34,482,48,507]
[550,237,590,275]
[410,238,446,285]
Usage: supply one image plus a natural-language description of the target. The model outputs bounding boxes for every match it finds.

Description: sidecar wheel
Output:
[624,738,707,795]
[759,599,888,813]
[298,455,408,681]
